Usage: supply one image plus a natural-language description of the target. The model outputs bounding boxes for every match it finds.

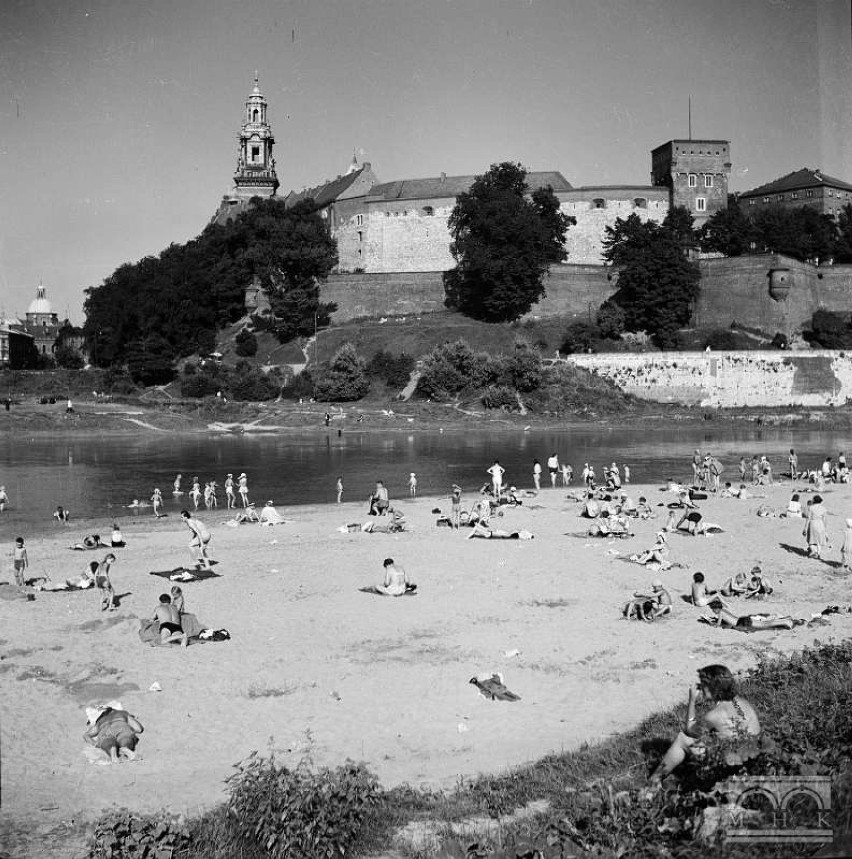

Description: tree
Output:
[835,204,852,263]
[698,197,755,256]
[54,343,85,369]
[602,210,700,348]
[752,205,837,262]
[314,343,370,402]
[443,163,574,322]
[235,328,258,357]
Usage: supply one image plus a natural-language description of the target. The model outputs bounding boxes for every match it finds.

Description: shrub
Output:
[235,328,258,357]
[280,369,314,400]
[181,373,220,398]
[415,339,478,400]
[503,341,542,392]
[805,309,852,349]
[315,343,370,401]
[102,367,137,396]
[225,751,380,859]
[481,385,519,411]
[596,300,626,339]
[366,349,416,389]
[560,321,600,355]
[229,365,278,401]
[87,808,191,858]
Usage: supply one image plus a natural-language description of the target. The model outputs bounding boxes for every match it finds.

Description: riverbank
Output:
[5,394,852,438]
[3,480,852,857]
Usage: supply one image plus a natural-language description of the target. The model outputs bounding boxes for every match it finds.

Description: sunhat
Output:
[651,579,664,589]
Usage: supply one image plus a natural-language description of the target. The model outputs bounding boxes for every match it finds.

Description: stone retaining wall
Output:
[565,350,852,407]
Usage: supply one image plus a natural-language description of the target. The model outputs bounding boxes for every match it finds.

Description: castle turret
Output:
[232,72,279,200]
[651,139,730,223]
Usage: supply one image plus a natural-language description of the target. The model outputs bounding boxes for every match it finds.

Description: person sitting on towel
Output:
[376,558,410,596]
[152,593,188,648]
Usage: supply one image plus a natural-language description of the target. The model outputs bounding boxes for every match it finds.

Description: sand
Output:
[2,480,852,856]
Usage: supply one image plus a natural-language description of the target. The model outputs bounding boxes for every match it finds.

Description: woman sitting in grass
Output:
[649,664,761,786]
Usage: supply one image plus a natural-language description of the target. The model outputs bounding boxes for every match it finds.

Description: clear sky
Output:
[1,0,850,323]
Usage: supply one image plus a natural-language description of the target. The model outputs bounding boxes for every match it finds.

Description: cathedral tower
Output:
[232,72,279,200]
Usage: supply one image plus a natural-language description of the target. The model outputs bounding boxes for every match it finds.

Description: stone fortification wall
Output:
[322,254,852,329]
[566,351,852,408]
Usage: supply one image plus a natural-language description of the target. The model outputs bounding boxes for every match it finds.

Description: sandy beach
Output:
[3,479,852,856]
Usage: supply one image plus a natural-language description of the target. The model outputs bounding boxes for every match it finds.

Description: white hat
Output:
[651,579,664,589]
[239,472,247,478]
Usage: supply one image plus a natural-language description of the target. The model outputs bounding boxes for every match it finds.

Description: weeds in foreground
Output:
[87,640,852,859]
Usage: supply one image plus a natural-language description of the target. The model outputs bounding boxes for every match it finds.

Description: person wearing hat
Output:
[238,473,250,508]
[622,579,672,621]
[260,500,284,526]
[630,531,669,566]
[224,473,236,509]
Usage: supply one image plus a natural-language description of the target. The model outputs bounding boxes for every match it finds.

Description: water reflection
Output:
[0,424,848,533]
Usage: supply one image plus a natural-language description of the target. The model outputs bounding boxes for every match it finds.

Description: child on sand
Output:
[12,537,28,587]
[409,472,417,497]
[451,484,462,529]
[95,554,117,611]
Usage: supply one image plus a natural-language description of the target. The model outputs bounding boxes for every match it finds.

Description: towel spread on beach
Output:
[359,585,418,597]
[149,568,221,582]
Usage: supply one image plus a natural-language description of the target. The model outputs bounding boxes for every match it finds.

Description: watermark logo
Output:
[716,775,833,845]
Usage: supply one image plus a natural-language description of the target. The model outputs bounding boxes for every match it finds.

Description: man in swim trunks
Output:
[547,453,560,488]
[153,593,188,647]
[84,707,145,762]
[180,509,213,570]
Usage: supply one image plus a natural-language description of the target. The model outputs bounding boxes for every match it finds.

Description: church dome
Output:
[28,284,52,315]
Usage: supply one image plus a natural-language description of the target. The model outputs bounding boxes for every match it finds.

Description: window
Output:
[357,231,363,242]
[791,192,798,199]
[704,175,713,188]
[385,211,390,217]
[688,174,697,188]
[807,191,814,198]
[633,198,647,209]
[763,197,770,203]
[422,206,434,216]
[777,195,784,202]
[749,199,755,206]
[251,146,260,162]
[828,190,834,197]
[252,109,258,122]
[696,197,706,212]
[592,198,605,209]
[355,214,363,226]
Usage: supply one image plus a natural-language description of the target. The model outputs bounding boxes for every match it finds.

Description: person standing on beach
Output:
[173,473,182,494]
[203,482,214,510]
[225,474,236,509]
[12,537,28,587]
[0,485,8,512]
[238,473,250,508]
[692,450,702,484]
[547,453,560,488]
[336,476,344,504]
[561,463,573,486]
[533,459,542,491]
[151,488,163,517]
[487,460,505,500]
[409,472,417,497]
[190,478,201,510]
[181,510,213,570]
[623,464,631,484]
[451,484,462,529]
[788,449,798,480]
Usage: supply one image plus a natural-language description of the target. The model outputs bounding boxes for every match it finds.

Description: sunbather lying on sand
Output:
[700,605,803,630]
[467,523,533,540]
[84,706,144,763]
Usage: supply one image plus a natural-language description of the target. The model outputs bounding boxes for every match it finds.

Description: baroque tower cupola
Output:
[232,71,279,200]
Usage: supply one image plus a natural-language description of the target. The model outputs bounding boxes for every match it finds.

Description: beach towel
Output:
[138,613,206,643]
[359,584,418,597]
[149,568,221,582]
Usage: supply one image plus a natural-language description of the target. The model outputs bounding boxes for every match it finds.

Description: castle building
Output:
[21,282,61,356]
[213,73,279,226]
[738,168,852,218]
[213,82,729,273]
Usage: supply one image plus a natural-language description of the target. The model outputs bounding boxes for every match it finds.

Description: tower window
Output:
[633,198,647,209]
[592,198,605,209]
[357,231,363,242]
[688,174,697,188]
[422,206,434,216]
[749,199,755,206]
[251,146,260,162]
[356,214,364,226]
[807,190,813,198]
[696,197,706,212]
[791,192,798,199]
[704,175,713,188]
[763,197,770,203]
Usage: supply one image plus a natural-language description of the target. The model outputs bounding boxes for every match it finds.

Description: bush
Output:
[229,365,278,401]
[87,808,191,858]
[560,321,599,355]
[503,341,542,392]
[415,339,478,400]
[226,751,380,859]
[596,301,626,339]
[181,373,220,398]
[280,369,314,400]
[235,328,258,357]
[481,385,519,411]
[54,343,85,369]
[805,309,852,349]
[315,343,370,402]
[366,349,416,389]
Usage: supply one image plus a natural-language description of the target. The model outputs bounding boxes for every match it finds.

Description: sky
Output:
[1,0,850,324]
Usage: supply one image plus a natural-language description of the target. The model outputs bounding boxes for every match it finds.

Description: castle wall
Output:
[566,350,852,408]
[321,255,852,328]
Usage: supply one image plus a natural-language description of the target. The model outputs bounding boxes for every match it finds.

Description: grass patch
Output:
[85,640,852,858]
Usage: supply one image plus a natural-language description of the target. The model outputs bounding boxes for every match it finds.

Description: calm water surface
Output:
[1,424,850,535]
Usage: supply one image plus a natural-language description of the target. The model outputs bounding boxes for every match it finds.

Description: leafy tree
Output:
[560,320,599,355]
[54,343,85,369]
[125,334,176,386]
[502,341,542,392]
[752,205,837,262]
[804,309,852,349]
[595,300,626,339]
[366,349,416,388]
[698,197,755,256]
[415,340,490,400]
[235,328,258,357]
[602,210,700,348]
[443,162,574,322]
[835,204,852,263]
[314,343,370,402]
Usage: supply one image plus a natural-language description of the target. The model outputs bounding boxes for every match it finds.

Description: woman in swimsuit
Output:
[649,664,760,785]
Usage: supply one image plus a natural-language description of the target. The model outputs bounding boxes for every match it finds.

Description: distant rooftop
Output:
[740,168,852,198]
[366,171,572,202]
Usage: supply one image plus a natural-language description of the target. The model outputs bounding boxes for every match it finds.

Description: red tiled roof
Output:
[740,168,852,198]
